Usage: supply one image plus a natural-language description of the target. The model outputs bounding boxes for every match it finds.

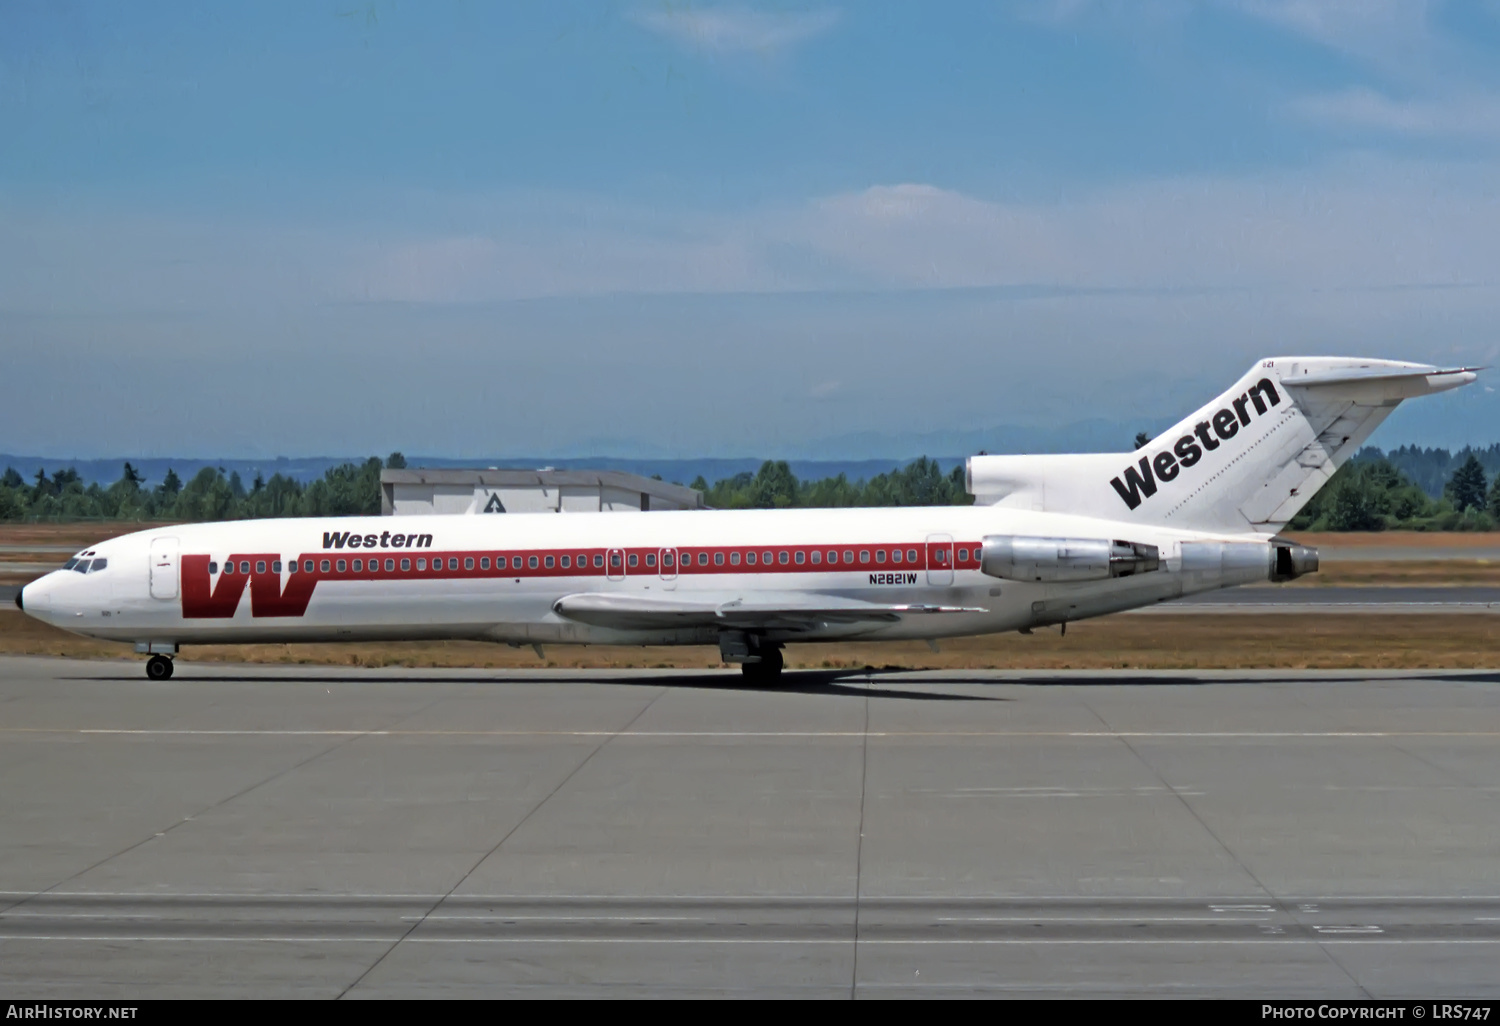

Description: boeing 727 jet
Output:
[17,357,1476,680]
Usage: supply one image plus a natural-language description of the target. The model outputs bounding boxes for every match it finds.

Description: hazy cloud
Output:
[631,5,839,55]
[10,157,1500,314]
[1225,0,1438,70]
[1290,87,1500,138]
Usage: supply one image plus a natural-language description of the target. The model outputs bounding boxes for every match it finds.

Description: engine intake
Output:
[981,536,1160,583]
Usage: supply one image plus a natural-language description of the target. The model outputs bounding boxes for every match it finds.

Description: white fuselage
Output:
[19,505,1276,651]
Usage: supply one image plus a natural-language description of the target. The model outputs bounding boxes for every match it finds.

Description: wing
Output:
[552,591,986,632]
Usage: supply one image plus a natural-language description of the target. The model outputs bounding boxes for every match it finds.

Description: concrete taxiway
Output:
[2,657,1499,998]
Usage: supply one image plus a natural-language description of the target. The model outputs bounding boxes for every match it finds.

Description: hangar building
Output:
[380,468,706,516]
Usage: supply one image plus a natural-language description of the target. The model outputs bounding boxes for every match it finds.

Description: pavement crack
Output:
[851,694,870,1000]
[1078,697,1372,999]
[337,686,670,999]
[0,692,452,918]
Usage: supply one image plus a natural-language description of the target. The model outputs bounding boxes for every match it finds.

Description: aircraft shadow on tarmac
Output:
[70,665,1500,696]
[72,667,1005,702]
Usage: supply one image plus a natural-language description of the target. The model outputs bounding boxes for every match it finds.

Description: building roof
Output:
[379,467,705,508]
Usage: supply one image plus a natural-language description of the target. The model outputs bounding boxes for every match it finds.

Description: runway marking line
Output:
[6,728,1500,739]
[5,891,1500,901]
[935,916,1270,923]
[1,936,1498,945]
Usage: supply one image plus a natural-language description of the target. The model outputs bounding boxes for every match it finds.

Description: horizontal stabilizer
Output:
[553,592,984,632]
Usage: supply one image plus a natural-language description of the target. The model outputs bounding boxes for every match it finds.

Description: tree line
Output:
[0,455,405,522]
[0,448,1495,530]
[0,454,970,522]
[688,457,971,509]
[1287,452,1498,532]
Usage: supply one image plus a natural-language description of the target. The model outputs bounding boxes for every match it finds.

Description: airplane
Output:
[16,357,1476,682]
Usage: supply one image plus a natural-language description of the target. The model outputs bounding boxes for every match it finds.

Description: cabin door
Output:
[149,537,179,600]
[925,533,954,586]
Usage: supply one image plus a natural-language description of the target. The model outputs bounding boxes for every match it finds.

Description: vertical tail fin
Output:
[967,358,1477,533]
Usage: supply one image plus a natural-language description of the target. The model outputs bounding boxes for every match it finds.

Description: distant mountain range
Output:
[0,417,1174,490]
[0,453,976,490]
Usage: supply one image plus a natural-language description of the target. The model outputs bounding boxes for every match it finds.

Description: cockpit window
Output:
[61,559,79,571]
[88,558,107,572]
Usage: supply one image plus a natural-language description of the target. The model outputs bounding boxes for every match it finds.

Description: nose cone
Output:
[18,581,50,617]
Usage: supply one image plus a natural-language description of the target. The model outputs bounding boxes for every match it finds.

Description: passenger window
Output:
[892,550,902,564]
[254,560,265,574]
[304,560,315,573]
[417,558,427,571]
[908,549,918,563]
[698,552,708,566]
[319,560,330,573]
[372,561,381,574]
[608,553,620,568]
[465,557,476,570]
[578,553,588,567]
[384,558,394,572]
[810,551,821,564]
[547,555,557,569]
[794,551,805,565]
[401,558,411,571]
[875,551,885,563]
[664,552,674,568]
[208,561,218,575]
[448,557,459,571]
[335,560,346,573]
[352,559,362,572]
[479,557,489,570]
[845,550,855,563]
[730,552,741,565]
[594,554,604,568]
[778,551,789,565]
[528,555,539,569]
[240,561,251,574]
[646,553,657,567]
[560,555,570,569]
[763,551,773,564]
[746,552,756,565]
[714,552,724,565]
[273,561,282,573]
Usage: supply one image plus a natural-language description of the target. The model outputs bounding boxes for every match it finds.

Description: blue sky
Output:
[3,1,1499,458]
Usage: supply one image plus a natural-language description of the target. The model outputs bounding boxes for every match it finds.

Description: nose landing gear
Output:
[145,655,175,680]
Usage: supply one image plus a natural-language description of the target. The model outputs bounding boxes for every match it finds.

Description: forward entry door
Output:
[149,537,180,600]
[659,548,678,591]
[926,533,954,586]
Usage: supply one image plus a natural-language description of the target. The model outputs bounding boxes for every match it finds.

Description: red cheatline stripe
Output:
[200,541,984,582]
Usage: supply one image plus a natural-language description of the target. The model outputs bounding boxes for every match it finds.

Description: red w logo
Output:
[182,555,317,618]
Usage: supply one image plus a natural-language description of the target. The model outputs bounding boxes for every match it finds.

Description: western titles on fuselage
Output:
[323,530,434,550]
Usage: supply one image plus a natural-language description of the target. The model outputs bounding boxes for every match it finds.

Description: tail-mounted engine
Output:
[1271,541,1318,581]
[980,536,1160,583]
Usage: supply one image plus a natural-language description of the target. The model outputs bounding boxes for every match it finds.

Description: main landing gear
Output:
[145,654,175,680]
[740,644,783,683]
